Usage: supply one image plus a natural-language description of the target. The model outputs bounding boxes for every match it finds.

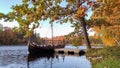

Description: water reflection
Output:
[0,46,28,68]
[0,46,91,68]
[28,54,91,68]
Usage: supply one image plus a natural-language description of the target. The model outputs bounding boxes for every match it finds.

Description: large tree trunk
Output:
[79,17,91,50]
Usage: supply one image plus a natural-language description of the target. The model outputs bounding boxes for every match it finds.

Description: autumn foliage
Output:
[90,0,120,46]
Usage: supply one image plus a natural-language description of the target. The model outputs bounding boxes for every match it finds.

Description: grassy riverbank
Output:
[86,46,120,68]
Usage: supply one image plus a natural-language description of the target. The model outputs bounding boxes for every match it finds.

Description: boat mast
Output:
[51,23,53,45]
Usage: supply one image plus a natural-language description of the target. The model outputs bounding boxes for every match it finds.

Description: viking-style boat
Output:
[28,23,65,54]
[28,40,65,54]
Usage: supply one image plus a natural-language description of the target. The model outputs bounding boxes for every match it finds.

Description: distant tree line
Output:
[0,27,43,45]
[64,31,103,46]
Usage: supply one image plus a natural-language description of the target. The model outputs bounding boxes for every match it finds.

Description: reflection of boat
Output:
[28,53,55,61]
[28,23,65,54]
[27,54,61,68]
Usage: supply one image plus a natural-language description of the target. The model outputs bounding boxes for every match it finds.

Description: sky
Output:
[0,0,93,38]
[0,0,21,28]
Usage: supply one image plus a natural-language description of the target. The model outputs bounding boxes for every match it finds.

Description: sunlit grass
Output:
[86,46,120,68]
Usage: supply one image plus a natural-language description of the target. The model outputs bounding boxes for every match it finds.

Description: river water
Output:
[0,45,91,68]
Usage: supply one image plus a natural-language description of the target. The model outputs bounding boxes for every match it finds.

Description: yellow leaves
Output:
[102,36,115,46]
[24,30,32,38]
[93,0,120,24]
[66,0,74,4]
[55,0,62,3]
[94,34,99,39]
[74,7,87,19]
[26,13,33,20]
[101,28,115,46]
[38,6,43,12]
[21,11,25,15]
[22,0,29,2]
[93,25,117,46]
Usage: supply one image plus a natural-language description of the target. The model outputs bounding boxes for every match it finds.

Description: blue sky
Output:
[0,0,22,14]
[0,0,93,38]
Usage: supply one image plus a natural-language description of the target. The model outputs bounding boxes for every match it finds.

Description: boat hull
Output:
[28,44,55,54]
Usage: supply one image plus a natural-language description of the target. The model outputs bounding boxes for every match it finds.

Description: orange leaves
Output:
[91,0,120,46]
[93,26,101,33]
[113,7,119,13]
[93,25,117,46]
[93,34,98,39]
[102,36,115,46]
[74,7,87,19]
[101,27,115,46]
[76,7,86,15]
[74,14,80,19]
[92,0,120,24]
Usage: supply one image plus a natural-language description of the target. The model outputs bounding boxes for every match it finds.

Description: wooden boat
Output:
[28,41,65,54]
[28,22,65,54]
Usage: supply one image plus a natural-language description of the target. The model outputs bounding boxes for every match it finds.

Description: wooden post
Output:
[51,23,53,46]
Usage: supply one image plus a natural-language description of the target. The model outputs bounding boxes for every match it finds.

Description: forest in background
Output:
[0,25,101,46]
[0,26,44,45]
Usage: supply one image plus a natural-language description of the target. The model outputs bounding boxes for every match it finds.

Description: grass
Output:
[92,57,120,68]
[86,46,120,68]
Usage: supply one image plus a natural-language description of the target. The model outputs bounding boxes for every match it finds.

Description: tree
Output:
[71,36,83,46]
[0,0,99,49]
[71,21,84,36]
[91,0,120,46]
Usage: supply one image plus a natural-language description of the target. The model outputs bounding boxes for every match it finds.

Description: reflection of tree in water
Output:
[62,55,65,62]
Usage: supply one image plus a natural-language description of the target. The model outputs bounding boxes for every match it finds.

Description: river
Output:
[0,45,91,68]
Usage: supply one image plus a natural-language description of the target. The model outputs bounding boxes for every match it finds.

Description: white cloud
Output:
[0,19,19,28]
[88,28,95,36]
[35,23,74,38]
